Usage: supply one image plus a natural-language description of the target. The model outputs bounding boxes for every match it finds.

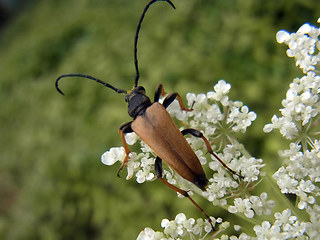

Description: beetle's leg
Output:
[154,84,192,111]
[155,156,214,230]
[162,92,193,111]
[154,84,166,102]
[117,121,133,177]
[181,128,243,179]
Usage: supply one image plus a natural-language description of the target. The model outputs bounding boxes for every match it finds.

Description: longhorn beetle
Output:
[55,0,242,228]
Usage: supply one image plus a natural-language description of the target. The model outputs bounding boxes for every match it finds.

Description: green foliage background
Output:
[0,0,319,239]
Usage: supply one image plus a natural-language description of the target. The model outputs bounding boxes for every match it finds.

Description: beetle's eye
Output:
[136,86,145,94]
[125,95,130,102]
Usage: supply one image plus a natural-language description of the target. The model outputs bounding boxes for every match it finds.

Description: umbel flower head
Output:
[262,18,320,239]
[264,20,320,141]
[264,19,320,214]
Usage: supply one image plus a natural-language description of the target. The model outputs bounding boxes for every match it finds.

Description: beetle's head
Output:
[125,86,151,119]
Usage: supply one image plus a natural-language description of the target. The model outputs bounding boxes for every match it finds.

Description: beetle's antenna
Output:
[134,0,175,87]
[55,74,127,95]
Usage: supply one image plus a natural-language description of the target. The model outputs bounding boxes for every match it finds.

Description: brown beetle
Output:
[55,0,241,228]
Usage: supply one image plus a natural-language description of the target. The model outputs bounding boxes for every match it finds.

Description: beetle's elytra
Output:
[55,0,242,229]
[131,102,208,190]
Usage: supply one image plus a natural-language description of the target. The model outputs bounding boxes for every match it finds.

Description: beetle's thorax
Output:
[125,86,152,119]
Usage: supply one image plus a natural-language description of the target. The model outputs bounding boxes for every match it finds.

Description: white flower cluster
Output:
[263,71,320,139]
[199,209,313,240]
[273,141,320,210]
[167,80,257,137]
[136,209,308,240]
[136,213,219,240]
[101,133,156,182]
[228,193,274,219]
[265,21,320,140]
[276,22,320,74]
[263,18,320,239]
[203,144,265,209]
[253,209,307,239]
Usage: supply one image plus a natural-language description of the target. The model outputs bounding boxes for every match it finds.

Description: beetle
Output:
[55,0,242,227]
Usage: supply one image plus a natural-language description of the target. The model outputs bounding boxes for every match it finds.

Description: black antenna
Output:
[55,74,127,95]
[134,0,175,87]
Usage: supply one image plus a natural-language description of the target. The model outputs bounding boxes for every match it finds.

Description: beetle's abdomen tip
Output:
[194,174,208,191]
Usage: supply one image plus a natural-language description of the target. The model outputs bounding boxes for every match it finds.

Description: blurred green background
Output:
[0,0,319,239]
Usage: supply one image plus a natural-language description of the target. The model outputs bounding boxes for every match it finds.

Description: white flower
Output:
[125,132,139,145]
[228,193,274,219]
[276,22,320,73]
[250,193,275,216]
[166,97,189,121]
[253,221,284,239]
[274,209,297,227]
[135,155,155,183]
[206,104,224,124]
[101,147,125,165]
[125,152,141,180]
[298,179,316,193]
[137,228,165,240]
[207,80,231,104]
[136,227,155,240]
[228,198,254,218]
[234,225,241,231]
[203,174,232,204]
[276,30,290,43]
[273,167,299,194]
[227,104,257,133]
[136,170,154,183]
[237,156,265,182]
